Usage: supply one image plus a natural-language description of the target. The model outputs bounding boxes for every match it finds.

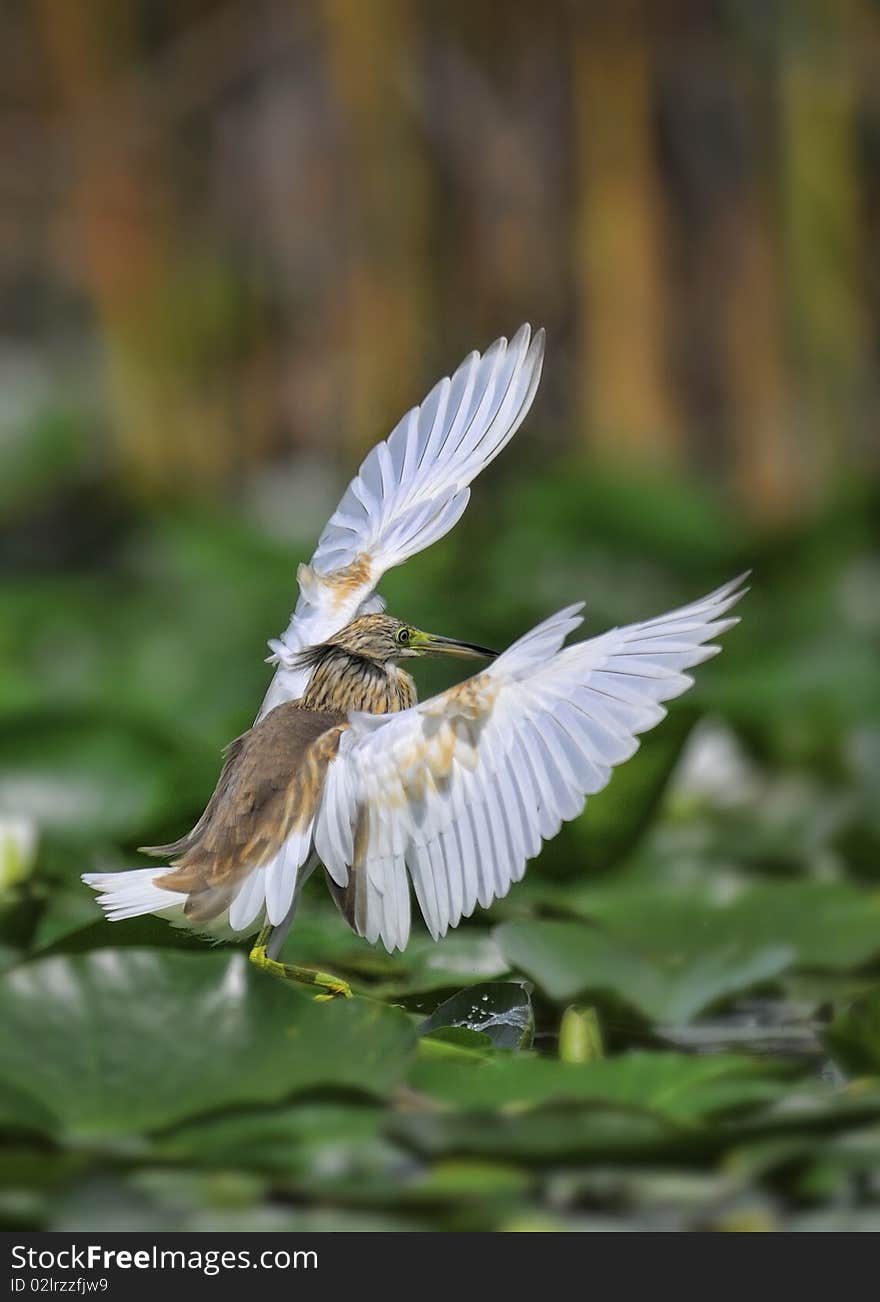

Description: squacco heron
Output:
[84,325,746,997]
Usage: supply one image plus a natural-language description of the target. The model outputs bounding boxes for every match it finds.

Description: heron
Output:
[84,325,746,998]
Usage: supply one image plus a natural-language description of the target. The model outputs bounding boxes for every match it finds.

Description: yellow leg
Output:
[248,926,352,999]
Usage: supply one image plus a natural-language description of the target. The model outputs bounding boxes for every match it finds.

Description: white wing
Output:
[313,575,748,952]
[258,324,545,718]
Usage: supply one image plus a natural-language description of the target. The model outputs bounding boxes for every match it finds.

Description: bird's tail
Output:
[82,868,186,922]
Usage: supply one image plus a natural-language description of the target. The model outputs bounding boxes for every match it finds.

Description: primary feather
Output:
[259,324,545,718]
[313,575,748,952]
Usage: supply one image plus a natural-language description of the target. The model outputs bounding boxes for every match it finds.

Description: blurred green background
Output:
[1,0,879,1232]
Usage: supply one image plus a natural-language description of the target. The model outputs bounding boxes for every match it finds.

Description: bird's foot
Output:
[312,981,353,1002]
[248,940,353,999]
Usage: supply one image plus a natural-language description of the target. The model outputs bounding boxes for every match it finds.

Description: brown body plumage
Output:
[144,613,494,925]
[150,704,346,922]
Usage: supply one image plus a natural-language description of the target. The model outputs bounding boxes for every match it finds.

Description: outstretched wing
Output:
[259,324,545,718]
[313,575,748,952]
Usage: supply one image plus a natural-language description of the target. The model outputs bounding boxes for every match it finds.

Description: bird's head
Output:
[325,614,497,666]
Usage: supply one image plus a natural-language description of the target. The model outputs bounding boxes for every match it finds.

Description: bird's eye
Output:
[397,627,411,644]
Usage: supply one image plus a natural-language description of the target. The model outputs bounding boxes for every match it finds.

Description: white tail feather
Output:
[82,869,185,922]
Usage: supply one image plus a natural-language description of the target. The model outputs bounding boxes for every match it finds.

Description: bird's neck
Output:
[301,648,416,715]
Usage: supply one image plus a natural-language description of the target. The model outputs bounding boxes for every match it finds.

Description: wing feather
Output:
[228,865,267,932]
[259,325,545,718]
[314,576,748,950]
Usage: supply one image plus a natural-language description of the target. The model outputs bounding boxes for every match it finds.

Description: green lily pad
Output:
[406,1158,530,1200]
[408,1051,786,1122]
[0,1081,59,1137]
[572,882,880,973]
[392,1105,679,1163]
[417,1027,496,1059]
[0,949,415,1138]
[48,1168,428,1233]
[157,1102,412,1203]
[419,983,534,1050]
[158,1102,386,1173]
[825,989,880,1076]
[496,919,792,1022]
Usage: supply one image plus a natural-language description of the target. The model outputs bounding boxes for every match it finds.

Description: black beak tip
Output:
[423,633,499,660]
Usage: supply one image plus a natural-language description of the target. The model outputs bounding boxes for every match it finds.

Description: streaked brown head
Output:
[300,613,497,668]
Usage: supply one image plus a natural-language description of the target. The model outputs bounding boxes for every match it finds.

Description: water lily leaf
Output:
[825,990,880,1076]
[0,1081,58,1137]
[392,1105,678,1163]
[419,983,534,1050]
[406,1158,530,1200]
[159,1102,385,1173]
[417,1027,495,1059]
[0,949,415,1138]
[157,1103,411,1201]
[572,882,880,973]
[408,1051,786,1122]
[496,919,792,1022]
[48,1168,428,1233]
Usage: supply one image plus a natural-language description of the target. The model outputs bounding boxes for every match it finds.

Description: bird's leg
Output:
[248,925,352,999]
